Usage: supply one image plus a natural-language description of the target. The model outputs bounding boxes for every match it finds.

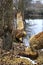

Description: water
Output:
[23,19,43,46]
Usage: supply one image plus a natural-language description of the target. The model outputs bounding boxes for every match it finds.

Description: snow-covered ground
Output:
[20,56,37,64]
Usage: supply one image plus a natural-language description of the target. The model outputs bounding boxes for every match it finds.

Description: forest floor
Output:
[0,43,43,65]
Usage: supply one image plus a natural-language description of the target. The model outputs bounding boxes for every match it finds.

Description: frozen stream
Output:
[23,19,43,46]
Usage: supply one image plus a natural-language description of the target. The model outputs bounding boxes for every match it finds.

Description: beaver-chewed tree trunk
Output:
[0,0,13,50]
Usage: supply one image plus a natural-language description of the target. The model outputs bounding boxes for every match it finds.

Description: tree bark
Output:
[0,0,13,50]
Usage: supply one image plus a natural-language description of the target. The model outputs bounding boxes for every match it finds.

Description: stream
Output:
[23,19,43,46]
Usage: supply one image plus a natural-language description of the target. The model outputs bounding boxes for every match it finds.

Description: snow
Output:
[20,56,37,64]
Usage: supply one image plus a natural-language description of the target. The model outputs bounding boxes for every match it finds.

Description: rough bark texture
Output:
[0,0,13,50]
[30,32,43,50]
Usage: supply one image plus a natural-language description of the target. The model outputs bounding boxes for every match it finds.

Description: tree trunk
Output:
[0,0,13,50]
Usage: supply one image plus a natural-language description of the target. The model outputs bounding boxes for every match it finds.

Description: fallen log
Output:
[18,52,38,60]
[30,32,43,50]
[18,48,38,60]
